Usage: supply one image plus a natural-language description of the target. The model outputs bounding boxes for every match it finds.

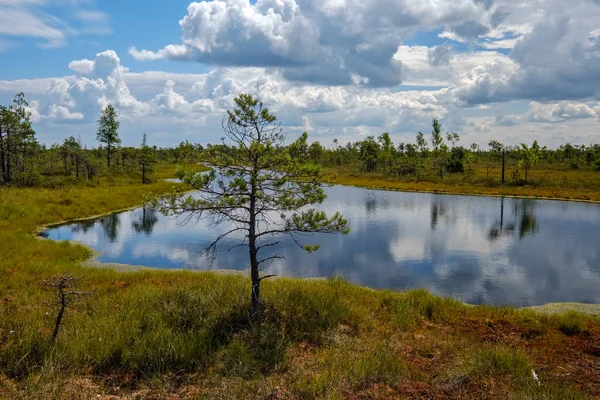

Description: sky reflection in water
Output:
[45,186,600,306]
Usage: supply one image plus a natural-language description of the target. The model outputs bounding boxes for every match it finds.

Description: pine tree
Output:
[138,134,156,184]
[96,104,121,168]
[152,94,349,318]
[0,93,38,185]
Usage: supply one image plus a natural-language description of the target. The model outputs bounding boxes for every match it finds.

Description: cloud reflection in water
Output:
[45,186,600,306]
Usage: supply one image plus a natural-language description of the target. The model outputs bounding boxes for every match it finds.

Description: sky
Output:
[0,0,599,148]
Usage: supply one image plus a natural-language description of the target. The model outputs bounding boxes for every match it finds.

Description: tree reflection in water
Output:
[132,207,158,235]
[99,213,120,243]
[71,219,96,234]
[516,200,538,239]
[488,197,537,241]
[430,201,447,230]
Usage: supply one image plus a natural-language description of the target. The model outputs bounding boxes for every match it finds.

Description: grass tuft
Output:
[216,324,288,378]
[554,311,589,337]
[293,340,404,398]
[263,279,356,344]
[445,345,532,387]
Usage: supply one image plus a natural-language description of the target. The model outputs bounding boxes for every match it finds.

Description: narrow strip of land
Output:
[323,167,600,204]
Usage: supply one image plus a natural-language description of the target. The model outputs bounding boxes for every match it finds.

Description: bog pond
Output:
[45,185,600,306]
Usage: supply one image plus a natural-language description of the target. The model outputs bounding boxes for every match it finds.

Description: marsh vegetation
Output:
[1,93,600,398]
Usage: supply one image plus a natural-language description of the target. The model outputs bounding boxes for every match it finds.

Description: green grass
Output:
[0,164,599,398]
[554,311,591,337]
[292,339,405,398]
[443,345,587,399]
[445,345,532,386]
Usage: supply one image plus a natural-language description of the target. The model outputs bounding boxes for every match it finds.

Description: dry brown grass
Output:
[0,163,599,399]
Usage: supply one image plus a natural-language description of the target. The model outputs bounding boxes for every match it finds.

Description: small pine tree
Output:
[430,119,449,180]
[152,93,349,319]
[96,104,121,168]
[138,133,156,184]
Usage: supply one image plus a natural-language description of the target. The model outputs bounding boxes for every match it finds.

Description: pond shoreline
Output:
[76,260,600,316]
[39,177,600,237]
[36,204,143,235]
[37,181,600,315]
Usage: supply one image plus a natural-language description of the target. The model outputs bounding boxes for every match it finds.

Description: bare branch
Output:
[256,240,281,251]
[257,254,285,265]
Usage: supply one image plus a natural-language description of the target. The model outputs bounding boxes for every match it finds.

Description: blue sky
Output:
[0,0,599,147]
[2,1,207,79]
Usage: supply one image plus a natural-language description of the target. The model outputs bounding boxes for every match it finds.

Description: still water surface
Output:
[45,185,600,306]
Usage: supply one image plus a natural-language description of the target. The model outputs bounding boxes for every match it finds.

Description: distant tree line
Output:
[2,92,600,188]
[280,121,600,186]
[205,119,600,186]
[0,93,203,187]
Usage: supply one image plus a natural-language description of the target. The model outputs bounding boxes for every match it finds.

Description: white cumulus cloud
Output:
[452,0,600,104]
[129,0,500,87]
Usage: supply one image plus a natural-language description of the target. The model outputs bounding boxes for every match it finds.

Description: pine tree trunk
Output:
[249,170,260,320]
[250,238,260,320]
